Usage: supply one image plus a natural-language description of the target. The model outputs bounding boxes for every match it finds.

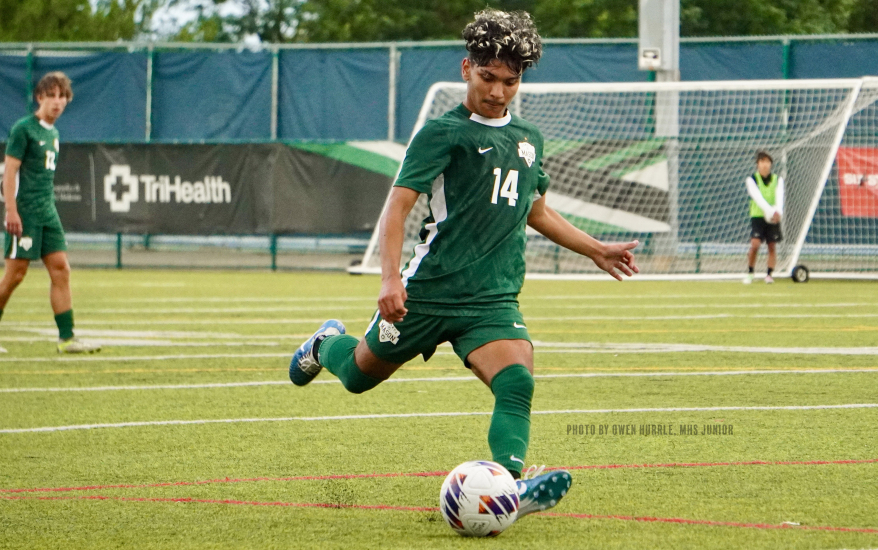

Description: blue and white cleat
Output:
[515,465,573,518]
[289,320,345,386]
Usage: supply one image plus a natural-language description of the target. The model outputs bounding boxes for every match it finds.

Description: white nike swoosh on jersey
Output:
[513,323,526,329]
[39,141,46,146]
[478,147,493,154]
[510,455,525,464]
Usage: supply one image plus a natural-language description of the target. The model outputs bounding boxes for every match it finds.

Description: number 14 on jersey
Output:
[491,168,519,207]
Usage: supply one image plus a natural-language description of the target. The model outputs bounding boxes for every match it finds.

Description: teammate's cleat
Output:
[289,320,345,386]
[57,338,101,354]
[765,275,775,284]
[515,465,572,518]
[742,273,754,284]
[0,346,6,353]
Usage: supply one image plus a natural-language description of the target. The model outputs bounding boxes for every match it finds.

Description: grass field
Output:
[1,269,877,549]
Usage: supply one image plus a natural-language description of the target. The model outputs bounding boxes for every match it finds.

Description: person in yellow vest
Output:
[743,151,784,284]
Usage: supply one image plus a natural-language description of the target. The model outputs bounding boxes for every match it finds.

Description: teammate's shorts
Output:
[364,308,532,367]
[750,217,782,243]
[5,213,67,261]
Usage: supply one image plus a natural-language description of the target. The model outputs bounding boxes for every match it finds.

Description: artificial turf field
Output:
[1,269,877,549]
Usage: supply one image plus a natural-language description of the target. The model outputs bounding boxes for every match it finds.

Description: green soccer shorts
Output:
[363,308,533,367]
[5,212,67,261]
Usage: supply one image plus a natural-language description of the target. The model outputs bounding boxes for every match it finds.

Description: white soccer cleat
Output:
[57,338,101,354]
[765,275,775,284]
[742,273,754,284]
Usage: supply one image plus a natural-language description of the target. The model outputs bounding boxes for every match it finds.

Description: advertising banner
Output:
[1,143,393,236]
[836,146,878,218]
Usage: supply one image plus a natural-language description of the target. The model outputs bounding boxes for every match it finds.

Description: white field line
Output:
[4,319,340,326]
[3,368,878,393]
[3,403,877,434]
[2,342,877,363]
[7,293,798,304]
[8,313,877,327]
[6,311,878,329]
[2,328,309,341]
[0,338,280,348]
[9,328,299,339]
[0,353,291,363]
[6,302,875,315]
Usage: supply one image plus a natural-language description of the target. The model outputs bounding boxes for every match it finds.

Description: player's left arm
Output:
[774,177,785,221]
[527,194,639,280]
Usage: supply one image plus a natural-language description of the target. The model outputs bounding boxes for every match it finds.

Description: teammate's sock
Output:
[748,266,755,274]
[767,267,774,276]
[54,309,74,340]
[488,364,534,478]
[318,334,382,394]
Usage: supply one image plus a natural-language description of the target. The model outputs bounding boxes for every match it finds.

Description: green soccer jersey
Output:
[5,115,61,222]
[394,103,551,315]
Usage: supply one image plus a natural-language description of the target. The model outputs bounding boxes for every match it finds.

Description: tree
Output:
[681,0,852,36]
[847,0,878,32]
[0,0,143,41]
[534,0,638,38]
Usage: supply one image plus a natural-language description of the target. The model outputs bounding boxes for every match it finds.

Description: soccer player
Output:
[289,9,638,519]
[743,151,784,284]
[0,72,100,353]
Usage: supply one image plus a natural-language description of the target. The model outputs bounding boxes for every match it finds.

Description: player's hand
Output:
[770,212,781,224]
[378,276,408,323]
[593,240,640,281]
[4,211,22,238]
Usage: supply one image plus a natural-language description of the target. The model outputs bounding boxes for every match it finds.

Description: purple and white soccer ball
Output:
[439,460,520,537]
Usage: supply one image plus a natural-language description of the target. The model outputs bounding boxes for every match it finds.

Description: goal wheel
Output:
[791,265,810,283]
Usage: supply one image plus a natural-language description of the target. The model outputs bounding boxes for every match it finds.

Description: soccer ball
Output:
[439,460,519,537]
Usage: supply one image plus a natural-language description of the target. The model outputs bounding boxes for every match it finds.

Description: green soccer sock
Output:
[317,334,383,394]
[54,309,74,340]
[488,364,534,478]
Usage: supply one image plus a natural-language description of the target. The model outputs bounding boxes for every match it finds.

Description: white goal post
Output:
[353,78,878,280]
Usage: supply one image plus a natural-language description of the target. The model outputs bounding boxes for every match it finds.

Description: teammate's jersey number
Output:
[491,168,519,207]
[45,150,56,171]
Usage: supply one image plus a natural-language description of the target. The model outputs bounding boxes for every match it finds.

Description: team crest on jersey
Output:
[518,141,535,167]
[378,320,400,345]
[19,237,33,251]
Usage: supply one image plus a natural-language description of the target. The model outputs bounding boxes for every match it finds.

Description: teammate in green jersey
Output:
[289,9,638,519]
[0,72,100,353]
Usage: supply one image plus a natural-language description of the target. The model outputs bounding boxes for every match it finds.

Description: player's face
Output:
[757,158,772,177]
[461,58,521,119]
[36,87,69,124]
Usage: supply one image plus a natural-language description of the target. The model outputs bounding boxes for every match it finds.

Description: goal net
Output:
[354,78,878,279]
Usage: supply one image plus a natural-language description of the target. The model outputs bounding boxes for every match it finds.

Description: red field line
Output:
[0,471,448,494]
[2,458,875,495]
[562,458,878,472]
[3,493,877,535]
[0,494,436,513]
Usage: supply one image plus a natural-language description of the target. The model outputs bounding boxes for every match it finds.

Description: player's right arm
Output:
[3,155,22,237]
[377,186,420,322]
[378,120,450,322]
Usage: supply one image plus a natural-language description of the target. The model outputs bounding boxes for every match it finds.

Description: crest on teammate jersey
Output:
[518,141,535,168]
[19,237,32,251]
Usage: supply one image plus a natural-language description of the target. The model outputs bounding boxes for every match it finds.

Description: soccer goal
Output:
[353,78,878,280]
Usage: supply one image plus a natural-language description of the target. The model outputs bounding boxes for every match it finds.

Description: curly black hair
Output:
[462,9,542,75]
